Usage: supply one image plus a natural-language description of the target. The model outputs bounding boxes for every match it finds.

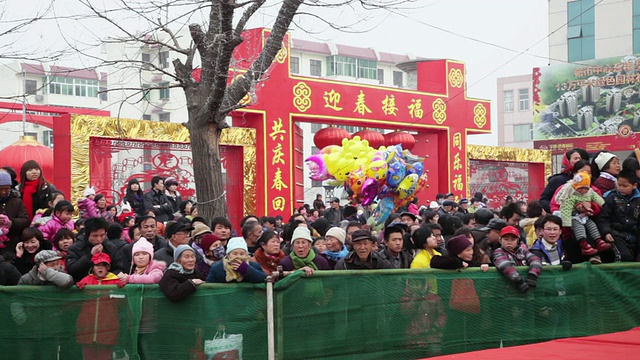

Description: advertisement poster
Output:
[533,55,640,154]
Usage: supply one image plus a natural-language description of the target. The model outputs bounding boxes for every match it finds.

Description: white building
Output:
[0,62,106,149]
[102,32,415,205]
[496,74,533,148]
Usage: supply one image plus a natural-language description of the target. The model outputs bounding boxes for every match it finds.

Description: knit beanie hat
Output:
[0,172,11,186]
[325,227,346,245]
[572,171,591,189]
[446,235,473,257]
[132,237,154,259]
[594,152,616,171]
[226,237,248,254]
[291,227,313,243]
[174,244,195,262]
[200,234,222,252]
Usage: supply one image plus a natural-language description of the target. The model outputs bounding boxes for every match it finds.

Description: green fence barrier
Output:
[1,263,640,359]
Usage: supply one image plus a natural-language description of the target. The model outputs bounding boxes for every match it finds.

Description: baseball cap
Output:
[459,198,469,205]
[500,225,520,238]
[480,218,507,232]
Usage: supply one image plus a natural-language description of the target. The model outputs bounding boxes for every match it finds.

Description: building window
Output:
[142,114,152,120]
[357,59,377,79]
[142,84,150,101]
[504,90,514,112]
[142,53,151,70]
[518,88,529,111]
[159,51,169,69]
[25,80,37,95]
[290,56,299,74]
[25,132,37,140]
[393,71,403,87]
[377,69,384,84]
[567,0,595,62]
[337,125,362,133]
[159,82,170,99]
[634,0,640,53]
[47,76,98,97]
[513,124,532,142]
[99,87,108,101]
[327,56,357,77]
[159,113,170,122]
[43,130,53,147]
[310,60,322,76]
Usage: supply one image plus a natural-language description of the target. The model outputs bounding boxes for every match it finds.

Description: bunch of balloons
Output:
[305,136,428,225]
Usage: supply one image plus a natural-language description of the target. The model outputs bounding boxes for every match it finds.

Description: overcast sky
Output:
[1,0,549,145]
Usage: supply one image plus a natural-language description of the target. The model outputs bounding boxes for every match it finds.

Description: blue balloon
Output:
[374,197,395,226]
[386,161,406,187]
[407,162,424,177]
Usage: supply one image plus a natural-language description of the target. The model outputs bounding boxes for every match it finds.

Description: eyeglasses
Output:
[543,227,560,232]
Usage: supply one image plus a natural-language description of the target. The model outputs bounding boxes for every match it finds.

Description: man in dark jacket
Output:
[0,172,30,257]
[377,223,413,269]
[143,176,174,223]
[312,194,324,210]
[324,198,344,227]
[336,229,392,270]
[470,208,493,245]
[66,217,122,282]
[154,221,202,265]
[116,216,167,274]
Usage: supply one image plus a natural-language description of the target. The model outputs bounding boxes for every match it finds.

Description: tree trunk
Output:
[189,119,226,223]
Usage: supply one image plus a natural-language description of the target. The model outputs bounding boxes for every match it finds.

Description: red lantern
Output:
[0,135,54,181]
[353,129,385,149]
[313,126,351,150]
[384,131,416,150]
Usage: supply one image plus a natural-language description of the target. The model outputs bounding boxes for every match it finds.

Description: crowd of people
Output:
[0,147,639,358]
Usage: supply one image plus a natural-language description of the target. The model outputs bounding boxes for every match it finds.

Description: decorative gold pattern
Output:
[70,115,256,215]
[432,98,447,124]
[293,82,312,112]
[467,145,552,197]
[448,68,464,88]
[473,103,487,128]
[276,41,288,64]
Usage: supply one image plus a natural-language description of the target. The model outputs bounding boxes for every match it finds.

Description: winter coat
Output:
[75,273,122,346]
[279,253,332,271]
[123,192,146,217]
[540,172,571,212]
[77,198,99,220]
[410,249,442,269]
[13,245,54,275]
[116,236,167,274]
[558,188,604,227]
[19,181,55,219]
[335,250,393,270]
[324,206,344,227]
[519,217,539,248]
[206,261,267,283]
[0,255,21,285]
[39,215,75,242]
[491,246,542,285]
[430,254,481,270]
[142,189,174,223]
[127,260,166,284]
[377,248,413,269]
[158,268,205,302]
[593,175,616,196]
[530,239,565,266]
[165,190,182,215]
[550,183,603,214]
[0,192,30,255]
[66,236,122,282]
[598,188,640,237]
[154,242,203,266]
[18,266,74,288]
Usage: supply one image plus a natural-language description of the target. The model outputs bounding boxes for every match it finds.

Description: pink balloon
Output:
[305,154,329,181]
[361,178,378,205]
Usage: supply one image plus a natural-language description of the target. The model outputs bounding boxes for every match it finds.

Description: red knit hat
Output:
[200,234,222,252]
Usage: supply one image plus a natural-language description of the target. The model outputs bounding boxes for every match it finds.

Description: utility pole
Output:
[21,69,26,136]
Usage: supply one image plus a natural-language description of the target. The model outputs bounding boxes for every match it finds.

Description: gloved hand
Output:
[117,280,126,288]
[517,279,530,293]
[76,282,86,290]
[561,260,573,271]
[525,274,538,289]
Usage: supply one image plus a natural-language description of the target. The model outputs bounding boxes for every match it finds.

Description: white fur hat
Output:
[83,186,96,197]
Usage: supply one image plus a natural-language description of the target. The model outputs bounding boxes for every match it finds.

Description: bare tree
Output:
[78,0,416,222]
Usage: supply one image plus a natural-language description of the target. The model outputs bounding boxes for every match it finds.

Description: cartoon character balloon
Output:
[305,154,329,181]
[398,173,419,199]
[386,161,406,188]
[373,197,395,225]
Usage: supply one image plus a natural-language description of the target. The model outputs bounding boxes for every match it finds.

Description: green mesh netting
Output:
[1,263,639,359]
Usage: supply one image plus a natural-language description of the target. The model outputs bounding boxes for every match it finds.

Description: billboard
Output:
[533,55,640,154]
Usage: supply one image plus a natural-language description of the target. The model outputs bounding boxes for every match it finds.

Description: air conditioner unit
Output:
[35,94,43,102]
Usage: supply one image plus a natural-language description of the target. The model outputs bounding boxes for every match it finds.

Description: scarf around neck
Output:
[22,179,39,217]
[167,262,194,275]
[223,256,250,282]
[290,249,318,270]
[254,248,285,274]
[324,245,349,261]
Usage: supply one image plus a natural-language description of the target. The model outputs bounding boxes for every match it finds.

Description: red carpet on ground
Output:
[427,327,640,360]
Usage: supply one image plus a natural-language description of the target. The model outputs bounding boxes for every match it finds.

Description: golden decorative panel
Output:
[448,68,464,88]
[70,115,256,215]
[292,82,312,112]
[432,98,447,124]
[473,103,487,128]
